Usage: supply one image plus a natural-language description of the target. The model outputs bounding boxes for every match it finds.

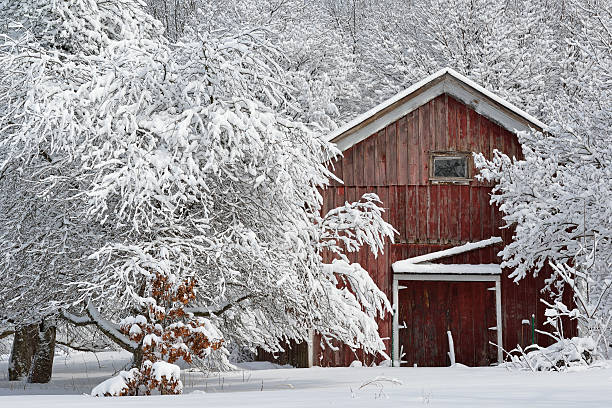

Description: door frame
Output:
[392,273,502,366]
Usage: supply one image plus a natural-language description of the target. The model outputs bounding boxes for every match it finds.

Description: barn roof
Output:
[328,68,546,152]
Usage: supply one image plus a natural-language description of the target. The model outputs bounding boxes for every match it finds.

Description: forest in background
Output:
[147,0,609,130]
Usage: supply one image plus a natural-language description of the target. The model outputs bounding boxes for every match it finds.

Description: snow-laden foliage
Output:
[0,0,395,367]
[474,124,611,283]
[476,113,612,354]
[144,0,607,126]
[475,0,611,356]
[0,0,163,53]
[398,0,560,115]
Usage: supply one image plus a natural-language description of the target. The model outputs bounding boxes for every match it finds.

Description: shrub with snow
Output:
[92,273,222,396]
[118,274,223,366]
[507,337,596,372]
[91,361,183,396]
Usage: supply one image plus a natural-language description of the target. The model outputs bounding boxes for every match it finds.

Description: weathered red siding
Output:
[313,94,575,367]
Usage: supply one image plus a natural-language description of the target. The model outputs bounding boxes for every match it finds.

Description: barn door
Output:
[397,280,497,367]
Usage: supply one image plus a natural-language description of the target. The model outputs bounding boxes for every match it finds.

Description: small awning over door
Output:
[392,236,502,272]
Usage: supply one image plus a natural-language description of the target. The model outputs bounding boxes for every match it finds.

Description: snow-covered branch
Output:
[0,329,15,339]
[185,294,254,317]
[60,306,137,352]
[320,192,396,258]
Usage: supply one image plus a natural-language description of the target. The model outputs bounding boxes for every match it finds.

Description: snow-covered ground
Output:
[1,351,612,407]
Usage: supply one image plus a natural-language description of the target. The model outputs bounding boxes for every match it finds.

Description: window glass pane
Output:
[433,156,467,178]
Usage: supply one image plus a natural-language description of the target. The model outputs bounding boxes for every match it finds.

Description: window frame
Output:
[428,151,472,184]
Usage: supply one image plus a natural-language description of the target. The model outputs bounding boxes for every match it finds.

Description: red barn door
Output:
[397,280,497,367]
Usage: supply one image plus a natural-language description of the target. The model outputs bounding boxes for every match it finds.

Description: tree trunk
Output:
[132,346,144,369]
[27,321,56,383]
[8,324,38,381]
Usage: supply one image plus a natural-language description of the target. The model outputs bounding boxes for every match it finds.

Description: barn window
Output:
[430,152,471,183]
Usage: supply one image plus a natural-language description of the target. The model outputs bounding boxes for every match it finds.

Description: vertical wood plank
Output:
[397,117,408,185]
[483,117,492,161]
[364,136,376,186]
[408,110,420,185]
[458,99,469,151]
[343,147,354,186]
[468,108,480,183]
[459,186,470,243]
[387,186,398,242]
[497,124,507,160]
[448,185,459,242]
[470,186,482,259]
[419,104,431,185]
[481,187,493,241]
[436,95,448,151]
[439,185,450,243]
[353,140,364,187]
[330,157,343,187]
[417,185,428,239]
[386,125,397,184]
[427,185,439,242]
[447,95,458,150]
[375,128,387,186]
[396,185,406,242]
[406,186,417,241]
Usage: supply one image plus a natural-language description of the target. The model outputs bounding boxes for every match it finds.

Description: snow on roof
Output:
[391,237,502,272]
[442,68,546,129]
[393,263,501,275]
[327,68,547,147]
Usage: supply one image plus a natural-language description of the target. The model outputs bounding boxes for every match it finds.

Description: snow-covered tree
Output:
[0,0,165,382]
[0,0,395,382]
[474,0,612,358]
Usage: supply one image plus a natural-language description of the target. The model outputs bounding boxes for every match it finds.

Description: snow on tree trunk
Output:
[8,321,57,383]
[27,321,56,384]
[8,323,38,381]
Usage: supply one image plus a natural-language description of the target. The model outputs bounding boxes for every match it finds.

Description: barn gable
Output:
[328,68,545,152]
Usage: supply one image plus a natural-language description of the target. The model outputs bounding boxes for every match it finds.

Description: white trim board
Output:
[307,329,314,368]
[393,263,501,275]
[394,273,500,282]
[392,273,503,366]
[328,68,546,152]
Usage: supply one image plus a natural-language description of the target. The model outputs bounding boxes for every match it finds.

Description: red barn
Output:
[260,68,574,368]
